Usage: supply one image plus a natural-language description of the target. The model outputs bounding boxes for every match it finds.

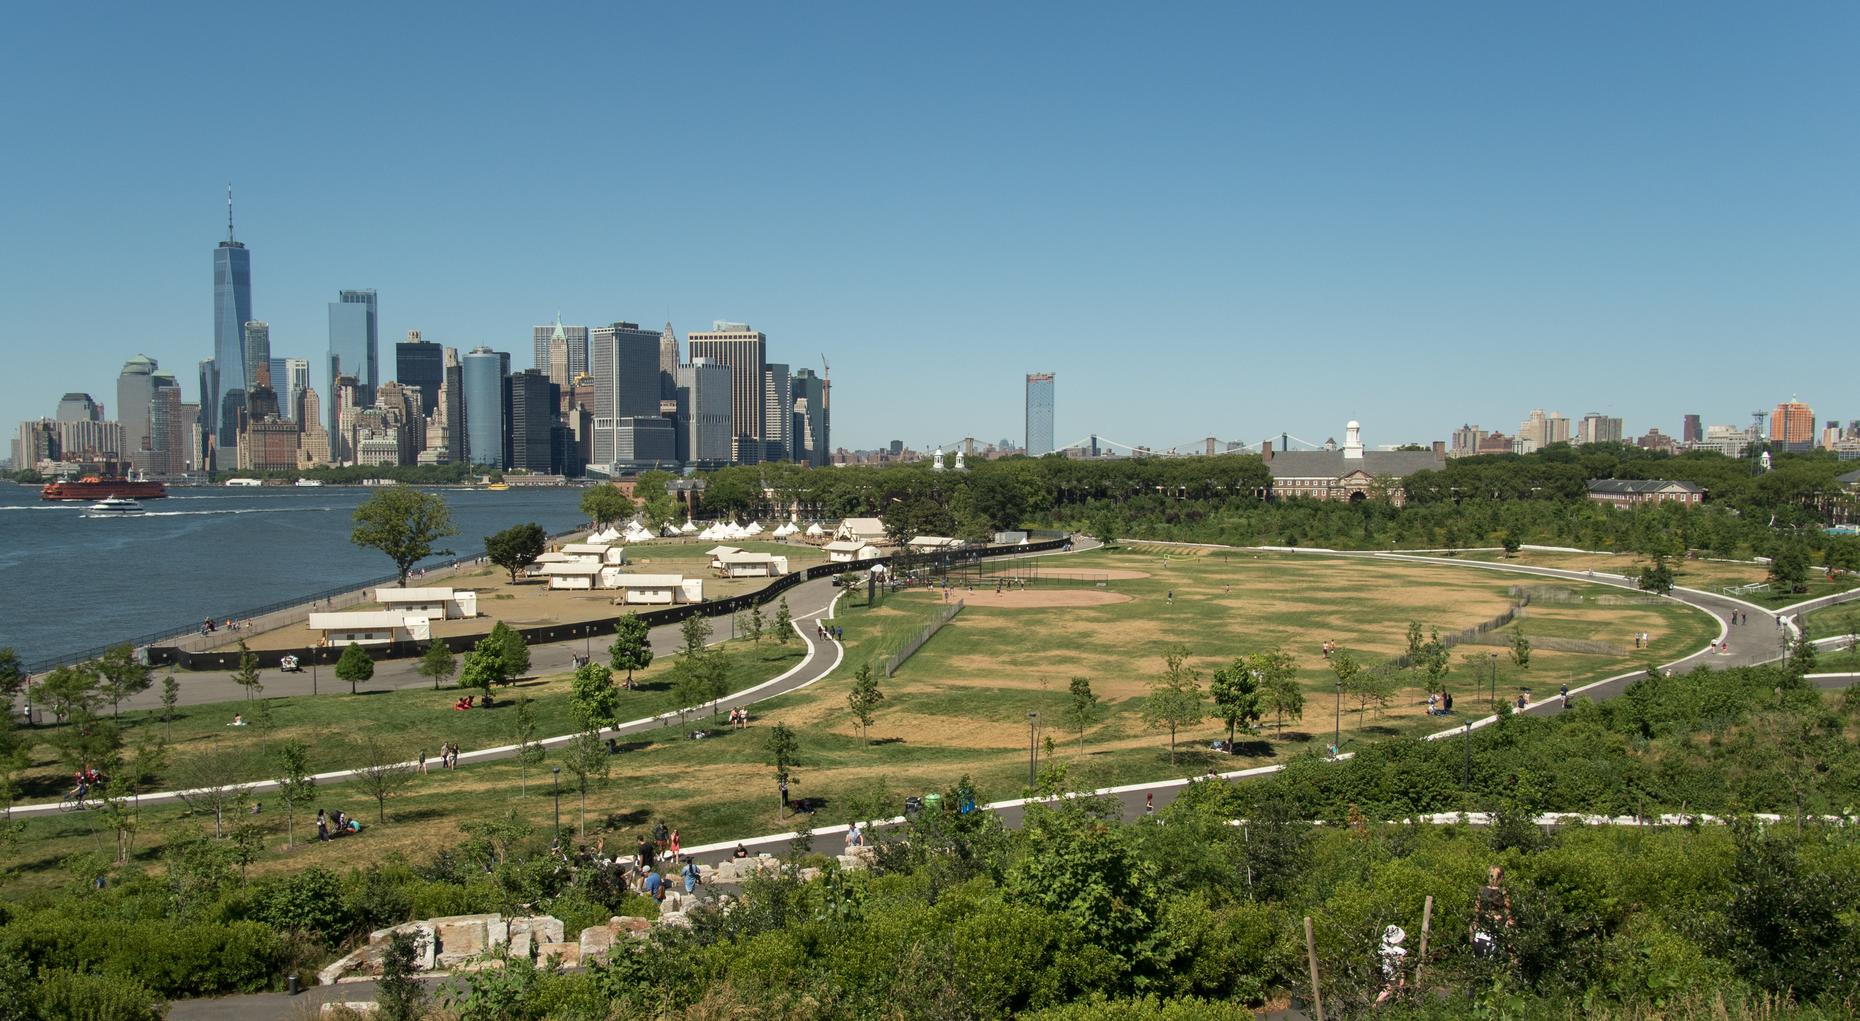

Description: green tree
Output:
[1509,628,1532,673]
[1328,648,1361,733]
[768,722,800,817]
[579,485,630,529]
[419,639,457,690]
[1348,662,1398,722]
[1405,620,1425,661]
[96,643,153,719]
[1768,543,1811,594]
[679,612,713,657]
[159,675,179,741]
[1061,676,1102,754]
[353,737,417,824]
[1251,648,1303,736]
[32,662,101,723]
[350,487,458,587]
[846,663,884,745]
[173,745,254,838]
[484,521,547,583]
[1638,556,1676,596]
[459,644,504,701]
[1418,628,1451,693]
[1785,628,1817,679]
[632,469,680,529]
[1501,530,1523,558]
[274,741,316,850]
[669,655,712,724]
[485,621,530,681]
[1209,657,1262,746]
[569,662,620,731]
[559,729,609,838]
[1008,799,1162,981]
[1141,645,1206,766]
[334,643,374,695]
[746,603,766,648]
[772,598,795,651]
[376,929,430,1021]
[607,612,653,688]
[230,640,262,701]
[0,646,24,701]
[511,693,546,794]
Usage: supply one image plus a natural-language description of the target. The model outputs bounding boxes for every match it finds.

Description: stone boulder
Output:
[508,915,565,946]
[537,941,580,968]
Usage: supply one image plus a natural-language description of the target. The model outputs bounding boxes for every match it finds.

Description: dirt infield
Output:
[968,589,1134,609]
[1031,568,1153,581]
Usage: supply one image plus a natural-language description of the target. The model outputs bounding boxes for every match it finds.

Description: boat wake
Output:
[84,506,336,519]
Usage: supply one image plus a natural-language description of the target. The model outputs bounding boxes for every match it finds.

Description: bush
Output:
[0,912,284,996]
[32,968,165,1021]
[253,866,353,944]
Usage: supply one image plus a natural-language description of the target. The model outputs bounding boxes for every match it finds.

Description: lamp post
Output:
[551,767,561,846]
[1027,711,1038,785]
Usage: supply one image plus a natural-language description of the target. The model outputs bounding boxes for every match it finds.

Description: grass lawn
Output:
[1417,549,1858,609]
[11,638,806,799]
[1803,603,1860,642]
[0,546,1722,897]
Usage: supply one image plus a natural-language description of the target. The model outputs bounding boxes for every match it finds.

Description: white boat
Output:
[294,479,325,487]
[225,477,262,487]
[86,497,144,515]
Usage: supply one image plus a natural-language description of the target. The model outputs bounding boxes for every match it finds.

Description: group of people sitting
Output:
[1426,690,1456,716]
[451,694,490,710]
[315,808,362,840]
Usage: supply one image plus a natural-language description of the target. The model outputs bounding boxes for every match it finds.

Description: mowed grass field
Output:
[1417,548,1858,607]
[4,547,1719,894]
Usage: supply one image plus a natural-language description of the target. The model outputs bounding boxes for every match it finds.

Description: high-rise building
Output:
[327,289,379,441]
[57,393,100,422]
[506,369,560,473]
[1516,409,1571,453]
[763,362,792,461]
[1025,373,1055,456]
[1449,424,1485,458]
[590,322,670,468]
[1575,413,1624,446]
[1682,414,1703,445]
[242,322,271,392]
[146,375,190,474]
[532,316,588,382]
[116,355,159,469]
[395,331,444,415]
[687,323,767,461]
[460,347,510,468]
[675,359,733,465]
[212,188,253,448]
[269,357,309,422]
[791,368,828,467]
[659,322,680,402]
[298,388,331,466]
[1769,398,1815,453]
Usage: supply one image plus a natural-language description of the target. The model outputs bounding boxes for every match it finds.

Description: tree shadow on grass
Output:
[388,806,452,824]
[1231,739,1274,758]
[1361,725,1400,737]
[867,737,907,746]
[603,808,651,829]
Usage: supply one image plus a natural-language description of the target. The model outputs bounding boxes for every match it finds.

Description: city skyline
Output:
[4,5,1858,451]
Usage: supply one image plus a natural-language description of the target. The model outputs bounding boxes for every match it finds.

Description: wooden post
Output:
[1414,895,1434,992]
[1304,915,1326,1021]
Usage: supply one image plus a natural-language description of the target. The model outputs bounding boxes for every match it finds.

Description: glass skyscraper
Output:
[327,289,379,442]
[460,347,509,468]
[213,210,252,447]
[242,322,271,392]
[395,332,444,414]
[1025,372,1055,455]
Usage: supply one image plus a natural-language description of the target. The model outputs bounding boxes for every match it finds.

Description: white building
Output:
[609,574,703,605]
[538,562,607,590]
[835,517,888,543]
[307,611,429,646]
[715,551,789,578]
[374,587,477,620]
[824,539,882,563]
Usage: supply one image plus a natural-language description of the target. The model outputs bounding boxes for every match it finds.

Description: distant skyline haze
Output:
[2,4,1855,452]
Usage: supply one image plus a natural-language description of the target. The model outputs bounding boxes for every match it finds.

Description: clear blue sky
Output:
[3,3,1856,453]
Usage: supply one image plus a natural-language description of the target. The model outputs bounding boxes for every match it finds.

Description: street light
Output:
[551,767,561,846]
[1027,711,1038,785]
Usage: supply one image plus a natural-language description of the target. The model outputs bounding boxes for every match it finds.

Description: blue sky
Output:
[3,3,1855,453]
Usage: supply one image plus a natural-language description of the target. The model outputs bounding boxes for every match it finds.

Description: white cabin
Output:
[538,562,605,590]
[715,551,789,578]
[609,574,701,605]
[824,539,882,563]
[835,517,888,543]
[307,611,429,647]
[374,587,477,620]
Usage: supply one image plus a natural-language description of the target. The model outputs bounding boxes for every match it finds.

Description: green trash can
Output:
[922,792,943,815]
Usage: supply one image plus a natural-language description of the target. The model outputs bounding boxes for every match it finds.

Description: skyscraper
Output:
[396,331,444,414]
[590,322,673,468]
[212,187,253,447]
[269,357,309,422]
[763,362,792,461]
[791,368,828,467]
[659,322,679,401]
[57,393,100,422]
[116,355,159,468]
[1770,398,1815,453]
[242,322,271,392]
[532,316,588,381]
[1025,373,1055,456]
[327,289,379,440]
[675,359,733,465]
[687,323,767,462]
[460,347,510,468]
[1682,414,1703,445]
[506,369,560,473]
[1575,413,1623,446]
[146,374,189,474]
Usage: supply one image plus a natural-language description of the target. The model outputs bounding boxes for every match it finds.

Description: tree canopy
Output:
[350,488,458,587]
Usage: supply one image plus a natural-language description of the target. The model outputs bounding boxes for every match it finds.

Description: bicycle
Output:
[59,790,91,813]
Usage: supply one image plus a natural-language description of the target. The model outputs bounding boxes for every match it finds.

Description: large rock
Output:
[610,916,653,934]
[658,910,691,928]
[509,915,565,946]
[508,931,533,962]
[537,941,580,968]
[579,924,618,962]
[431,915,496,966]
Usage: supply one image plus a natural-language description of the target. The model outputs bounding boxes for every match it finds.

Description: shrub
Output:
[32,968,165,1021]
[253,866,352,944]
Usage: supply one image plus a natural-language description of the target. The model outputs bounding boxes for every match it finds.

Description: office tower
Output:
[675,359,733,465]
[659,322,679,401]
[1769,398,1815,453]
[1449,424,1485,458]
[146,375,188,474]
[116,355,159,469]
[395,330,444,414]
[57,393,100,422]
[532,316,588,381]
[327,289,379,441]
[440,348,464,464]
[51,419,125,459]
[245,384,281,422]
[763,362,792,461]
[1682,414,1703,445]
[212,188,253,447]
[687,322,767,461]
[589,322,671,468]
[268,357,308,422]
[1515,409,1570,453]
[460,347,510,468]
[791,368,828,467]
[1025,373,1055,456]
[218,389,247,459]
[298,388,331,465]
[1575,413,1624,446]
[241,322,271,392]
[507,370,559,472]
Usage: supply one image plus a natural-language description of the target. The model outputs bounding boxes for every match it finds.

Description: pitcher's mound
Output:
[974,589,1133,609]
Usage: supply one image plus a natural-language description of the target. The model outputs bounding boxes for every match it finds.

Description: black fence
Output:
[148,535,1073,672]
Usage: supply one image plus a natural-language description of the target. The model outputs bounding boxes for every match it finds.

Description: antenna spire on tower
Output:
[226,183,235,242]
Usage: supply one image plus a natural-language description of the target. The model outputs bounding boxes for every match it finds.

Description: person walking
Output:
[417,749,428,775]
[315,809,329,842]
[1375,925,1408,1005]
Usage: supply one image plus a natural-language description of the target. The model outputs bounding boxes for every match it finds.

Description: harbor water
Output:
[0,483,588,670]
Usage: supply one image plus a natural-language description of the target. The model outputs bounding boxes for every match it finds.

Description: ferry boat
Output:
[85,497,145,515]
[41,466,167,501]
[294,478,325,487]
[224,477,263,487]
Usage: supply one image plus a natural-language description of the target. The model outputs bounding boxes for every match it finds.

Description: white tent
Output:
[744,521,764,535]
[680,519,698,534]
[589,528,621,543]
[772,522,797,538]
[804,522,826,537]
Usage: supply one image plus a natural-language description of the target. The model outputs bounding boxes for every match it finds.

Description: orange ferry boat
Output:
[41,467,167,501]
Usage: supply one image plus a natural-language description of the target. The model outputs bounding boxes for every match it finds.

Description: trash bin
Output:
[922,793,942,815]
[287,973,301,995]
